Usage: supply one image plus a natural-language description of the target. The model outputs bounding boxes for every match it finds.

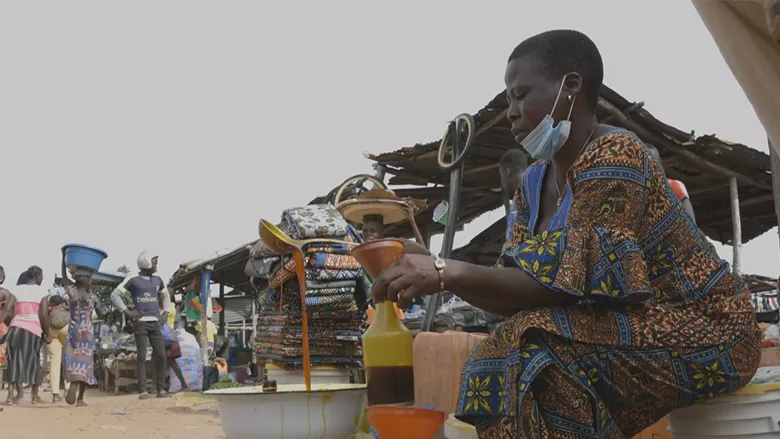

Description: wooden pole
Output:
[422,227,432,249]
[769,139,780,266]
[200,267,213,367]
[218,283,226,336]
[729,177,742,275]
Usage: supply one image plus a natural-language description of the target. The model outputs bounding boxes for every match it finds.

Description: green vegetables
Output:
[209,375,242,390]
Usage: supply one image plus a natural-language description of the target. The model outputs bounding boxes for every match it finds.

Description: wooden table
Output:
[102,358,153,395]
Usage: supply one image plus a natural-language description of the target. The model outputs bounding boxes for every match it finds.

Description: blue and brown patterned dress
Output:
[65,288,98,386]
[454,130,761,438]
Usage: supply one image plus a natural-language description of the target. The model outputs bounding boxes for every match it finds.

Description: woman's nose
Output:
[506,102,520,122]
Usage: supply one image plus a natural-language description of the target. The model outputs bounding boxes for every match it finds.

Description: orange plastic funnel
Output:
[351,238,405,278]
[368,406,445,439]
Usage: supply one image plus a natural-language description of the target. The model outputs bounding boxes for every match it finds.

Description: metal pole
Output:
[729,177,742,275]
[421,119,464,332]
[251,297,257,347]
[200,265,214,367]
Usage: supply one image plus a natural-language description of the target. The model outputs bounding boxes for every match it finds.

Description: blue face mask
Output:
[521,77,575,161]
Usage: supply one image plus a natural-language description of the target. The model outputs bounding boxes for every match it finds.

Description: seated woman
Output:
[370,30,760,438]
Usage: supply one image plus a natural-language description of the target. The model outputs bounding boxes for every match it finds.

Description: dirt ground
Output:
[0,389,226,439]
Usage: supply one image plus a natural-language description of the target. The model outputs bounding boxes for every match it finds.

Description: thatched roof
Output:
[366,84,775,245]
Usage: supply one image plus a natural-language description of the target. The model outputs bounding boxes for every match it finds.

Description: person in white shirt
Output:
[99,312,118,340]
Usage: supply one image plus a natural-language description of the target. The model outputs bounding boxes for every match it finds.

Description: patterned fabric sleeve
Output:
[506,133,654,304]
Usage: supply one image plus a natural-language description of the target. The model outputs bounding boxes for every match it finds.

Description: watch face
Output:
[434,258,446,269]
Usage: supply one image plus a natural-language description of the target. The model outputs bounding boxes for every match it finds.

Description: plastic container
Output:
[265,364,351,386]
[368,405,445,439]
[62,244,108,273]
[668,384,780,438]
[362,301,415,406]
[206,383,367,439]
[433,201,449,226]
[352,238,415,406]
[443,414,477,439]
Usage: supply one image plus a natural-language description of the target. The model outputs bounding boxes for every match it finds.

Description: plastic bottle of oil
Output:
[362,301,414,406]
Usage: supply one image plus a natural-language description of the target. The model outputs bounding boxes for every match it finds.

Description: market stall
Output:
[168,242,258,386]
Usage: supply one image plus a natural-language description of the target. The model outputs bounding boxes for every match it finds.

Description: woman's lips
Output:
[512,131,528,143]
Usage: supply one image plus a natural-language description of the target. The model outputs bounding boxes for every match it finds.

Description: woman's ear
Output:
[563,72,583,99]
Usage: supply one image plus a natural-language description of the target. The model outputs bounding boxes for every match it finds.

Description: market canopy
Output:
[693,0,780,153]
[366,84,775,245]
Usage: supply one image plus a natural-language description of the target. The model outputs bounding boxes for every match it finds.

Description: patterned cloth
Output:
[668,179,689,201]
[0,299,7,366]
[305,268,363,281]
[268,259,296,289]
[455,130,761,438]
[308,253,362,270]
[253,222,366,368]
[65,288,98,385]
[282,204,350,240]
[0,323,6,366]
[4,326,43,385]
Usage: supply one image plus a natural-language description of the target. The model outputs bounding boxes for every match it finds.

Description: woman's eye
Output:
[507,93,524,104]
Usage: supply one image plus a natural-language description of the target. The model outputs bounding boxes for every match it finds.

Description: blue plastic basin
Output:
[62,244,108,273]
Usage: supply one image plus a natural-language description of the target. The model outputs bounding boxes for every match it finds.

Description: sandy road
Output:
[0,390,226,439]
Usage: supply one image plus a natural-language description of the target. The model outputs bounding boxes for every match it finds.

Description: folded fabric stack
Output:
[251,204,367,369]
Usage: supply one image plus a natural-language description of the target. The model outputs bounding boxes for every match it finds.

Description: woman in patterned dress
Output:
[371,30,761,438]
[64,272,103,406]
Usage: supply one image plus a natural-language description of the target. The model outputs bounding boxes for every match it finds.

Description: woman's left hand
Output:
[370,254,442,309]
[44,333,52,345]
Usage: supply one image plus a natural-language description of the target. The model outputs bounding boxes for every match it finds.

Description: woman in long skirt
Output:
[0,266,51,405]
[64,272,103,406]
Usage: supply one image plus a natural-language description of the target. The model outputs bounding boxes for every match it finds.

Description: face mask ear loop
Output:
[550,78,567,116]
[566,95,576,121]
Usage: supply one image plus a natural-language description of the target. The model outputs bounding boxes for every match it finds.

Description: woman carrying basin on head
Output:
[63,269,104,406]
[370,30,760,438]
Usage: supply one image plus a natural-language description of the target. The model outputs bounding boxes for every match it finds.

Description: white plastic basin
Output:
[266,364,352,385]
[669,384,780,438]
[206,383,367,439]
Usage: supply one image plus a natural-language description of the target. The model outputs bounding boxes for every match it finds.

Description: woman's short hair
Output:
[508,29,603,108]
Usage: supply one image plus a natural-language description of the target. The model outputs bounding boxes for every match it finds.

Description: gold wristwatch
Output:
[433,254,446,292]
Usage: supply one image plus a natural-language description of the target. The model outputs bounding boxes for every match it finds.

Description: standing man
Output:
[110,251,170,399]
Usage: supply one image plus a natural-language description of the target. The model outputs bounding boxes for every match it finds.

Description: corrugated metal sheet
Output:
[222,295,254,324]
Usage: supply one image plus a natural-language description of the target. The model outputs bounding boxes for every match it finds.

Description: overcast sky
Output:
[1,1,776,286]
